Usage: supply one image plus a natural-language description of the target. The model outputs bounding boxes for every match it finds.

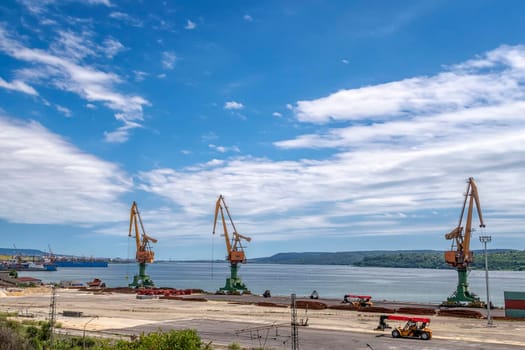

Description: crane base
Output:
[129,274,155,289]
[442,268,485,308]
[217,277,250,295]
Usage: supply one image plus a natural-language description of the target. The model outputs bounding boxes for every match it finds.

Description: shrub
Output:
[0,325,32,350]
[228,343,242,350]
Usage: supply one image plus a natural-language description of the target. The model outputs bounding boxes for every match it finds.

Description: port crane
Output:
[213,195,251,294]
[128,201,157,288]
[443,177,486,306]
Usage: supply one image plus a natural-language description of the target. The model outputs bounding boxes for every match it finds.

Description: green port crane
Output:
[128,201,157,288]
[443,177,486,307]
[213,195,251,294]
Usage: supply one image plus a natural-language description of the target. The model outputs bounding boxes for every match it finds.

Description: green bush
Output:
[112,329,211,350]
[1,316,212,350]
[0,325,32,350]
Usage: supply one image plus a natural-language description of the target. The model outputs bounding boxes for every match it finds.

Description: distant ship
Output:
[0,261,57,271]
[53,258,108,268]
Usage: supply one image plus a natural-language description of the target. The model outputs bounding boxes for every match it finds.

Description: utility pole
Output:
[291,293,299,350]
[48,285,56,348]
[83,316,98,350]
[479,235,493,326]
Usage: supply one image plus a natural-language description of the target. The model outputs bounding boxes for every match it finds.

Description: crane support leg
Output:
[218,263,250,294]
[443,267,484,307]
[129,262,155,288]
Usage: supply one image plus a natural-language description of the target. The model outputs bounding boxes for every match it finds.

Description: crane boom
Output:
[212,194,252,294]
[442,177,486,307]
[213,195,251,264]
[444,177,485,268]
[129,201,157,264]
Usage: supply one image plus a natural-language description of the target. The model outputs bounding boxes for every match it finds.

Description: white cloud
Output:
[56,104,72,117]
[51,30,96,61]
[19,0,111,15]
[162,51,177,69]
[103,38,125,58]
[201,131,218,142]
[208,144,240,153]
[185,19,196,30]
[294,45,525,123]
[136,45,525,247]
[0,25,149,142]
[85,103,96,109]
[341,59,349,64]
[87,0,112,5]
[0,116,131,224]
[0,77,38,95]
[133,70,148,82]
[286,103,293,110]
[272,112,282,117]
[109,12,143,27]
[224,101,244,110]
[243,14,253,22]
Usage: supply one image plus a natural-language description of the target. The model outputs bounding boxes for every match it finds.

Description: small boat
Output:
[86,278,106,288]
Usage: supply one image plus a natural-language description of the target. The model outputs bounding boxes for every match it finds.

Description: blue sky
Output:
[0,0,524,260]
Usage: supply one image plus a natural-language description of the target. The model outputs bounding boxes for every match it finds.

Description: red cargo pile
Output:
[438,309,483,318]
[296,300,327,310]
[328,304,359,311]
[136,288,193,297]
[396,307,436,315]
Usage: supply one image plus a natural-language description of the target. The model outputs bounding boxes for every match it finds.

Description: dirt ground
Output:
[0,287,524,348]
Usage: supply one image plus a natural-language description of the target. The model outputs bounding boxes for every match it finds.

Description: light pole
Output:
[479,235,493,326]
[83,316,98,350]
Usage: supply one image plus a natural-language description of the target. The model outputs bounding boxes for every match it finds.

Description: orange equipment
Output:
[213,194,251,293]
[376,315,432,340]
[128,201,157,288]
[343,294,373,307]
[443,177,486,306]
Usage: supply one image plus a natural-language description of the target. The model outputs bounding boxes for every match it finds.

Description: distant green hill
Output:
[251,249,525,271]
[0,248,47,257]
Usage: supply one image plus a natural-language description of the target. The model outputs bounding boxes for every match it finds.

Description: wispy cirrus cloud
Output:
[102,37,125,58]
[0,77,38,95]
[19,0,112,15]
[55,104,72,117]
[109,11,143,27]
[208,144,240,153]
[224,101,244,110]
[0,25,148,143]
[185,20,196,30]
[162,51,177,69]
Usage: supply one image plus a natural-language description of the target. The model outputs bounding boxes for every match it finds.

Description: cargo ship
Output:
[53,258,108,268]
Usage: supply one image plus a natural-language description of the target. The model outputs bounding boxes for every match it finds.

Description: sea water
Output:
[18,262,525,306]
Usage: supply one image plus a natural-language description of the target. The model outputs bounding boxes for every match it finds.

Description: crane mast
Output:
[443,177,486,307]
[128,201,157,288]
[213,195,251,294]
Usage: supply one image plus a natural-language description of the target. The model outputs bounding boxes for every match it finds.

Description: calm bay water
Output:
[19,262,525,306]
